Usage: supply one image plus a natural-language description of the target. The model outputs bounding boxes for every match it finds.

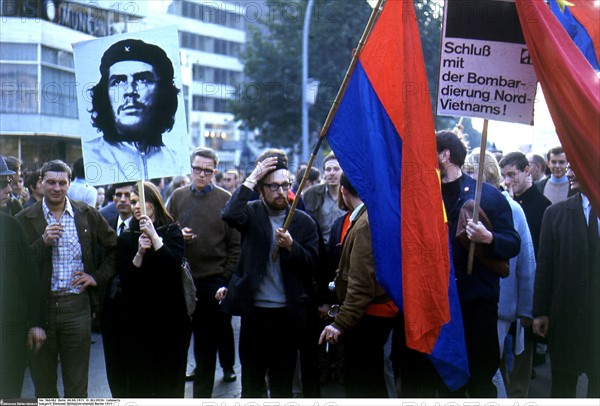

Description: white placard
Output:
[436,0,538,125]
[73,26,190,186]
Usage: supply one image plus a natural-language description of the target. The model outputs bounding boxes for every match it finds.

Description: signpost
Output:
[436,0,538,273]
[437,0,538,125]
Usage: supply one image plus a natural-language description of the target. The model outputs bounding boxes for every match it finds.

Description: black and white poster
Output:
[74,26,190,186]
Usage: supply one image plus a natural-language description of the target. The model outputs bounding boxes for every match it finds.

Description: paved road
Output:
[21,317,243,399]
[21,316,587,399]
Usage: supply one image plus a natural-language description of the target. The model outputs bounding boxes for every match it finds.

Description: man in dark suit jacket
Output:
[533,167,599,398]
[218,155,319,398]
[98,182,134,397]
[0,155,46,398]
[16,160,117,398]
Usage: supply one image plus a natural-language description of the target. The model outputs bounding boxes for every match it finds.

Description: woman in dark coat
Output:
[117,181,190,397]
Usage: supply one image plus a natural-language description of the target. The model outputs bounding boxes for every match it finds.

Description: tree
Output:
[232,0,466,149]
[231,0,371,150]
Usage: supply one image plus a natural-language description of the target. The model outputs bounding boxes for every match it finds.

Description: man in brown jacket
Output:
[319,173,397,397]
[16,159,117,398]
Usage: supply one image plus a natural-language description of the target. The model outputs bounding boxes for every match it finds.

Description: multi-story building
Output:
[0,0,144,168]
[141,0,247,170]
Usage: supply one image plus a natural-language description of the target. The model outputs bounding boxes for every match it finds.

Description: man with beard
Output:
[85,39,186,184]
[218,154,319,398]
[533,167,599,397]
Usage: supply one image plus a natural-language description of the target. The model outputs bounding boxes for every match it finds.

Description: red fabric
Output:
[570,0,600,64]
[340,213,351,244]
[516,0,600,213]
[364,300,399,318]
[361,0,451,353]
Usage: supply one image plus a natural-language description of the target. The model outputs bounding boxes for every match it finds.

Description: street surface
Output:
[20,315,587,399]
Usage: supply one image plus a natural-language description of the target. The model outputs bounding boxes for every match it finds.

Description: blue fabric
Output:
[549,0,600,70]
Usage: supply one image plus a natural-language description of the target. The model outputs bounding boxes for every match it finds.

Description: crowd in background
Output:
[1,129,598,399]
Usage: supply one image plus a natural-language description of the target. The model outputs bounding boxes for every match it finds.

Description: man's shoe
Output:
[186,368,196,382]
[223,368,237,383]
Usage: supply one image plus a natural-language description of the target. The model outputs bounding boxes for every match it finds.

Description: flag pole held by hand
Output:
[271,0,385,262]
[467,119,488,274]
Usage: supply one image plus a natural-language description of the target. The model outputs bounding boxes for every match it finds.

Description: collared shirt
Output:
[190,183,214,196]
[349,202,365,222]
[317,185,345,244]
[116,216,132,236]
[42,197,84,295]
[581,194,600,235]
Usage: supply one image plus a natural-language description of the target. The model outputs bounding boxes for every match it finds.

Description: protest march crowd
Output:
[1,0,598,400]
[1,132,598,399]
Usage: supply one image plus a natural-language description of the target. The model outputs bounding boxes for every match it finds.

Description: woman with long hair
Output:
[117,181,191,397]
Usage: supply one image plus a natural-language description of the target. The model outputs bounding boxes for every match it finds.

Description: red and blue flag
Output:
[326,0,469,391]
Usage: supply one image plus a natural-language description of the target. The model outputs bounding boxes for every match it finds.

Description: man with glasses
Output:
[219,153,319,397]
[304,152,346,245]
[1,156,24,216]
[526,153,547,183]
[221,169,240,194]
[167,147,241,397]
[0,154,46,398]
[0,164,14,212]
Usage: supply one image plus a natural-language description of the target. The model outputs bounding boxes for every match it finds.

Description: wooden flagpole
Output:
[138,179,147,217]
[272,0,385,261]
[467,118,489,274]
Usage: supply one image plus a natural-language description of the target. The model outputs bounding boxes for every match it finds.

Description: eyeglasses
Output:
[261,182,291,192]
[0,177,12,189]
[191,166,216,176]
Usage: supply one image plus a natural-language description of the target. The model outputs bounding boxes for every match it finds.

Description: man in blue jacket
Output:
[436,130,521,397]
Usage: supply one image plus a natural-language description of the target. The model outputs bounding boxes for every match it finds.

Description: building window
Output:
[40,66,78,118]
[0,43,37,61]
[180,31,240,57]
[41,46,74,69]
[172,1,244,30]
[0,64,38,113]
[1,44,77,118]
[192,95,230,113]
